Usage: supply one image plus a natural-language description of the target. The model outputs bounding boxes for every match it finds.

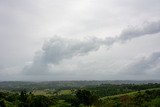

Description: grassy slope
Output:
[101,88,160,100]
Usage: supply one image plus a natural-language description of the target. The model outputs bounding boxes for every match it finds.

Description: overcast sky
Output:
[0,0,160,81]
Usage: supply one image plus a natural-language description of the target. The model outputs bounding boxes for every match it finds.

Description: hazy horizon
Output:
[0,0,160,81]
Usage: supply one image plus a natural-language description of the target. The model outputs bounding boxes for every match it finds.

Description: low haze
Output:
[0,0,160,81]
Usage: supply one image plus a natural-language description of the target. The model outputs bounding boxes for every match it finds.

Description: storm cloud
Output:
[24,20,160,75]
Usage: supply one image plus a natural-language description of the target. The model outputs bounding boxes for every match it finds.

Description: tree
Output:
[19,90,27,102]
[0,99,6,107]
[74,89,98,107]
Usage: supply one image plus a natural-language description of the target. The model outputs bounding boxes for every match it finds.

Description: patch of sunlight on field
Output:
[59,90,73,95]
[101,91,137,100]
[32,90,52,96]
[101,88,160,100]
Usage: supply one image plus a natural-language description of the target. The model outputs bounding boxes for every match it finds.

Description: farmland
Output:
[0,81,160,106]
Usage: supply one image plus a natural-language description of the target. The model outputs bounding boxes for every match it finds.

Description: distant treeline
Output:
[0,80,160,91]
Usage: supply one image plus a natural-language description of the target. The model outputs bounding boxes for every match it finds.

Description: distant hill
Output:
[0,80,160,91]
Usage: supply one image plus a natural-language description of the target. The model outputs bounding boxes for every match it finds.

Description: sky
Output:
[0,0,160,81]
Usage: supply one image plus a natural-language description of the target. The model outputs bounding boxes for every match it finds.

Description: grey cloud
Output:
[103,20,160,45]
[24,20,160,75]
[118,21,160,41]
[23,36,102,74]
[41,37,102,64]
[122,51,160,75]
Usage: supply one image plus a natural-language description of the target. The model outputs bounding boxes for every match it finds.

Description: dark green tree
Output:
[0,99,6,107]
[74,89,98,107]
